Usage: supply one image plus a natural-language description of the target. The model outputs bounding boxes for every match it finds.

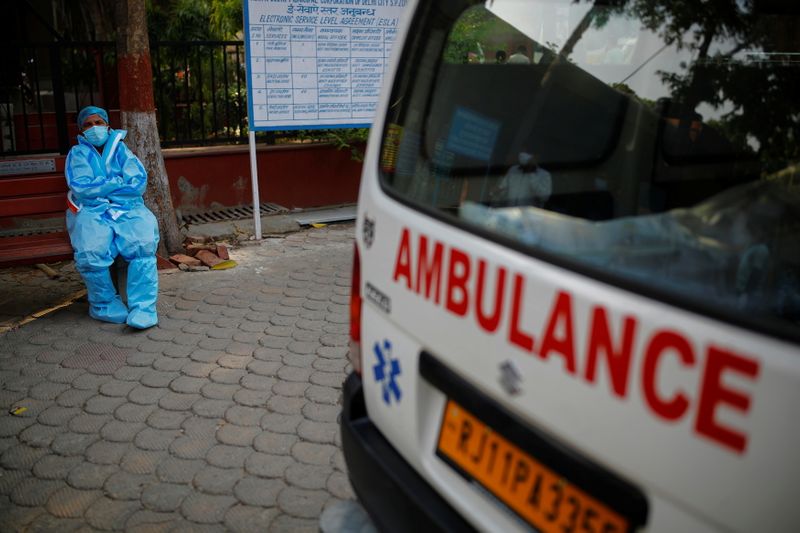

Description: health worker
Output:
[65,105,160,329]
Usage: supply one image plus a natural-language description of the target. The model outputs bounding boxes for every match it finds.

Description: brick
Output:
[158,392,201,411]
[169,436,217,460]
[10,478,64,507]
[0,415,35,438]
[272,381,308,398]
[209,368,246,385]
[85,496,140,530]
[46,486,102,518]
[200,383,240,401]
[253,347,284,362]
[104,470,152,500]
[101,420,145,443]
[98,380,138,398]
[152,356,187,373]
[84,394,127,415]
[142,483,191,512]
[312,358,348,373]
[146,409,187,430]
[169,376,206,394]
[126,509,180,529]
[134,427,181,451]
[193,466,242,495]
[127,352,157,366]
[216,424,260,447]
[297,420,338,445]
[71,373,112,391]
[112,366,149,382]
[120,449,165,475]
[206,445,252,469]
[140,370,178,388]
[180,362,216,378]
[277,486,328,519]
[114,403,155,422]
[1,444,48,470]
[28,381,71,401]
[127,385,168,405]
[56,388,95,407]
[156,457,205,484]
[301,403,340,424]
[243,452,294,479]
[181,416,221,438]
[50,432,99,457]
[180,493,237,524]
[292,442,336,466]
[222,406,263,427]
[67,414,110,434]
[326,471,355,500]
[188,349,222,364]
[86,440,129,465]
[252,432,297,456]
[267,395,306,415]
[224,504,280,533]
[233,477,284,507]
[277,366,313,383]
[67,463,118,490]
[19,423,61,448]
[305,385,340,405]
[282,353,316,368]
[285,463,333,490]
[259,413,303,434]
[33,454,82,480]
[192,399,234,419]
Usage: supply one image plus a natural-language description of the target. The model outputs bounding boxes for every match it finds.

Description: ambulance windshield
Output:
[379,0,800,335]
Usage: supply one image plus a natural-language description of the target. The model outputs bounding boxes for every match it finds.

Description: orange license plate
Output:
[437,400,629,533]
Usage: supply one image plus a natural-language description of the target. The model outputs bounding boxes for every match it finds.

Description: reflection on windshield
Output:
[462,174,800,322]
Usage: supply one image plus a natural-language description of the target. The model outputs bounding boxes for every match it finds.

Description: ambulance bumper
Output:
[340,372,474,533]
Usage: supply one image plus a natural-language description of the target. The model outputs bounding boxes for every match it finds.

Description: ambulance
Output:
[340,1,800,531]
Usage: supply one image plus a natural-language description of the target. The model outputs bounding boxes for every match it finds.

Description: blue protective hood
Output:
[77,106,109,127]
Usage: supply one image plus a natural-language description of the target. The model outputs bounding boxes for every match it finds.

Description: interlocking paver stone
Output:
[67,463,118,489]
[101,420,145,443]
[0,225,358,532]
[193,466,243,495]
[224,504,280,533]
[46,487,102,518]
[50,432,98,457]
[233,477,285,507]
[9,478,64,507]
[180,492,237,524]
[85,440,128,465]
[216,424,260,447]
[156,457,206,484]
[33,454,82,480]
[104,471,153,500]
[142,483,191,512]
[206,444,252,469]
[286,463,333,490]
[85,496,141,530]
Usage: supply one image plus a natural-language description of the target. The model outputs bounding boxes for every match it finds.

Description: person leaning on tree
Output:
[65,105,160,329]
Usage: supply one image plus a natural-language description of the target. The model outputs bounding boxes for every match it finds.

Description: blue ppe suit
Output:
[65,129,160,329]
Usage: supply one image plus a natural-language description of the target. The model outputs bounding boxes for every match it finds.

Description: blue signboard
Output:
[244,0,408,131]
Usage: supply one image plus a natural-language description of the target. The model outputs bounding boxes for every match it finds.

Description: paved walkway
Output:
[0,224,357,532]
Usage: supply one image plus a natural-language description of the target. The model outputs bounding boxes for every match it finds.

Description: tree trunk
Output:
[115,0,182,255]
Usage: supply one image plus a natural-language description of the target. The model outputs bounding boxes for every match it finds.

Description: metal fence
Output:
[0,40,285,156]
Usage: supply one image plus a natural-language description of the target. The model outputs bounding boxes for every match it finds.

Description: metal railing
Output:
[0,40,299,157]
[152,40,247,147]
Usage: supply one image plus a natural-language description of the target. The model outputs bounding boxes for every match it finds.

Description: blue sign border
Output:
[243,1,375,132]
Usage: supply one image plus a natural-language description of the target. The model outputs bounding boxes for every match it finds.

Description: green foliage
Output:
[147,0,243,41]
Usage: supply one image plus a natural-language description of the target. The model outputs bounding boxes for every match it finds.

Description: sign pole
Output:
[248,130,262,240]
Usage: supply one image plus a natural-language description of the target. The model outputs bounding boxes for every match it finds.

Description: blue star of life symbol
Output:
[373,339,402,405]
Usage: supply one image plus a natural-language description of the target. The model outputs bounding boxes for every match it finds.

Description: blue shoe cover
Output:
[126,308,158,329]
[89,296,129,324]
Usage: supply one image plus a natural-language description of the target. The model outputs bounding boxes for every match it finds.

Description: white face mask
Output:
[83,125,109,147]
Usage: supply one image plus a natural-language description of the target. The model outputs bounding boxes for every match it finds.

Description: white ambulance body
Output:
[341,1,800,532]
